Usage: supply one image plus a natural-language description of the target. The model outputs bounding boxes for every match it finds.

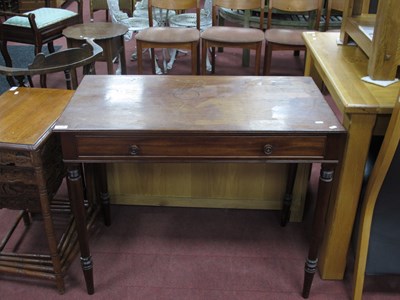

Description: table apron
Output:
[59,134,339,162]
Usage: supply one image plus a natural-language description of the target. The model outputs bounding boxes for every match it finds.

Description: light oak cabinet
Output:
[340,0,400,80]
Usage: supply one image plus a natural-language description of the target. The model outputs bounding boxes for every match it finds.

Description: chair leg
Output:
[255,43,262,76]
[34,45,43,55]
[196,43,200,75]
[150,48,157,75]
[263,42,272,75]
[191,43,199,75]
[211,47,216,74]
[22,210,31,226]
[201,40,207,75]
[40,75,48,88]
[64,70,73,90]
[48,42,55,53]
[352,203,375,300]
[137,42,144,74]
[1,40,12,67]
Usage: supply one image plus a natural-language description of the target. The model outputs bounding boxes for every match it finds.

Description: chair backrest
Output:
[0,38,103,90]
[212,0,265,30]
[359,91,400,234]
[352,90,400,299]
[267,0,322,30]
[329,0,345,11]
[325,0,345,31]
[147,0,201,29]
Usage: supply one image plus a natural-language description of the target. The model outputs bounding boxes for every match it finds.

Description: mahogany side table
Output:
[63,22,128,75]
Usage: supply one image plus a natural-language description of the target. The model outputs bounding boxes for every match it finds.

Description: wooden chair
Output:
[0,0,83,68]
[90,0,134,22]
[263,0,322,75]
[324,0,345,31]
[135,0,201,75]
[352,91,400,300]
[200,0,265,75]
[0,38,103,90]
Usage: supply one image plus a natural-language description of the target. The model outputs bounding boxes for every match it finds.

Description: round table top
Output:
[63,22,128,41]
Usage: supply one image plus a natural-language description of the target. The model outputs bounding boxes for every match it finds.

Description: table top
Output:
[63,22,128,41]
[302,31,400,115]
[0,88,73,150]
[55,75,344,134]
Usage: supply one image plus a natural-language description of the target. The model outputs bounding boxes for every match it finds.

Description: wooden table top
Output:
[302,31,400,115]
[55,75,344,134]
[63,22,128,41]
[0,88,73,150]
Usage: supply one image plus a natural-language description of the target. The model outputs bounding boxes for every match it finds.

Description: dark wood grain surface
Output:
[56,75,343,133]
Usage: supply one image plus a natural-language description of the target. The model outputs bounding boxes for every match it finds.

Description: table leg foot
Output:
[67,165,94,294]
[81,256,94,295]
[302,258,318,298]
[302,165,335,298]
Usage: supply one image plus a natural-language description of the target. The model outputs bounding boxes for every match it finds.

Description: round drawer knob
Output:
[129,145,140,155]
[263,144,273,155]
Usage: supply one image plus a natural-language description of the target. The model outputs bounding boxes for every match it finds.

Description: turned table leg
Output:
[67,165,94,295]
[302,163,335,298]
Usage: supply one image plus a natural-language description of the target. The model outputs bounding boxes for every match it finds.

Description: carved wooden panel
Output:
[0,134,65,212]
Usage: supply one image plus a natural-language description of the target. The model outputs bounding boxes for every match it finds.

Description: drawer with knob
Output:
[64,134,328,161]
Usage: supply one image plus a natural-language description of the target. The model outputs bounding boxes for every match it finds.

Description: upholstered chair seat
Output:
[264,28,306,46]
[201,27,264,44]
[3,8,77,28]
[135,27,199,44]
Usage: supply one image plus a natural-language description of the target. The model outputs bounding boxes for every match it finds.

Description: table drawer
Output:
[74,135,327,159]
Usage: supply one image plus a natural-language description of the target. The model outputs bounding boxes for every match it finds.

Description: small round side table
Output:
[63,22,128,75]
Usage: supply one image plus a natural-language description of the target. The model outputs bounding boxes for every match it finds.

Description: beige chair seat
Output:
[201,27,264,43]
[136,27,200,43]
[265,28,307,46]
